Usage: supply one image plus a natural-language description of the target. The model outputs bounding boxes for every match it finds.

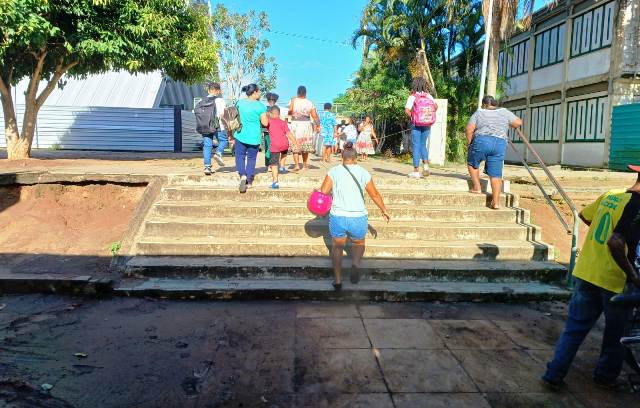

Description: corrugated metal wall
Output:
[610,103,640,171]
[1,106,200,152]
[181,111,202,152]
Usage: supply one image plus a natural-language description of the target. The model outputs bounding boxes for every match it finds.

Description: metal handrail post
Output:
[512,129,580,281]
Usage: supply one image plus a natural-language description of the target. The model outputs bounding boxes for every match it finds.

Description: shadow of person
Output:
[304,216,327,239]
[473,243,500,260]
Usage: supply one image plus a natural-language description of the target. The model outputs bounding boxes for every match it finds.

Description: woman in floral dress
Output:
[288,86,320,172]
[356,115,378,161]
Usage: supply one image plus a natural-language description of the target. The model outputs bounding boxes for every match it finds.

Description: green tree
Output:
[348,0,486,162]
[354,0,452,95]
[335,55,409,152]
[0,0,218,160]
[211,4,277,100]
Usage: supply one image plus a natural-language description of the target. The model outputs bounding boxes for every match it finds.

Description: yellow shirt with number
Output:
[573,189,632,293]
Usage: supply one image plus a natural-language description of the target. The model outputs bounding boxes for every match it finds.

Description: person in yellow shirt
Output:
[542,165,640,390]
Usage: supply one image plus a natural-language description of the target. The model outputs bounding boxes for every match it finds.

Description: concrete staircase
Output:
[116,174,569,301]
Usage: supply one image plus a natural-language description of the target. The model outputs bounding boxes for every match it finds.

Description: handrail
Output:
[509,129,580,282]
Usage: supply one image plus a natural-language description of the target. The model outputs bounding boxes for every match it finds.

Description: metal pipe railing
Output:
[509,129,580,282]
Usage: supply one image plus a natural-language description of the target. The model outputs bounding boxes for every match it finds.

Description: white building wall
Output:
[567,48,612,81]
[528,143,561,165]
[562,143,607,167]
[531,64,564,90]
[505,75,529,96]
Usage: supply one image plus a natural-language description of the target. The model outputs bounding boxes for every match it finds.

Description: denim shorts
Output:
[329,215,368,240]
[467,135,507,178]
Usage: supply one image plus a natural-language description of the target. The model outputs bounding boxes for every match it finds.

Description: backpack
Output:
[221,105,242,134]
[194,96,220,134]
[411,92,437,127]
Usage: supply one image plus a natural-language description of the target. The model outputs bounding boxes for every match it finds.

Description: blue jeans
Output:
[234,140,259,183]
[467,135,507,178]
[543,278,631,384]
[411,125,431,168]
[202,133,217,167]
[215,130,228,156]
[203,131,227,167]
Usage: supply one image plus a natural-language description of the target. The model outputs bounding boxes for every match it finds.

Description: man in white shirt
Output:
[210,83,227,168]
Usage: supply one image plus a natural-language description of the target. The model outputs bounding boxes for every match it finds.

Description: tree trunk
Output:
[485,17,501,97]
[7,137,31,160]
[418,39,438,97]
[3,101,38,160]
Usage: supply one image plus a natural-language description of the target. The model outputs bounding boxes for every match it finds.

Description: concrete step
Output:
[151,200,531,223]
[125,256,566,284]
[161,187,518,207]
[165,173,511,193]
[134,237,552,261]
[141,218,541,242]
[114,277,570,302]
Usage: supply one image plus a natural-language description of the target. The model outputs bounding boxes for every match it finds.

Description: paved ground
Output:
[0,150,636,194]
[1,295,637,407]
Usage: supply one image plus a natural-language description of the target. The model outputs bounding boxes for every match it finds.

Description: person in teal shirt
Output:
[234,84,268,193]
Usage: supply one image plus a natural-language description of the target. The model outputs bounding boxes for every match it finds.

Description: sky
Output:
[211,0,368,104]
[209,0,553,104]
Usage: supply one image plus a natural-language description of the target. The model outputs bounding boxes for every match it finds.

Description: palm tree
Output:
[354,0,451,96]
[482,0,534,96]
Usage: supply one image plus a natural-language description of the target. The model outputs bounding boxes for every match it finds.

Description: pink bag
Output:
[411,92,437,127]
[307,190,332,217]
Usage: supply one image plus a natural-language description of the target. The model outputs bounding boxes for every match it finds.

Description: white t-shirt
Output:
[343,125,358,142]
[405,93,436,110]
[215,97,226,119]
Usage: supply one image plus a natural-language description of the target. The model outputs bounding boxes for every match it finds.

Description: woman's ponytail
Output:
[241,83,259,97]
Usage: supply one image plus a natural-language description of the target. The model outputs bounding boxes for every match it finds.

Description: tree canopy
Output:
[342,0,485,161]
[1,0,219,159]
[211,4,278,100]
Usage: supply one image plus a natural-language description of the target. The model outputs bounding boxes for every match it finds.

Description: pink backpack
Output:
[411,92,437,127]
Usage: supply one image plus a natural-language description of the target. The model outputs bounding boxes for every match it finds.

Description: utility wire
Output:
[269,29,361,47]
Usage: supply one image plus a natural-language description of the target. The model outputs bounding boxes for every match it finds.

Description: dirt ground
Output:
[519,197,592,266]
[0,183,144,256]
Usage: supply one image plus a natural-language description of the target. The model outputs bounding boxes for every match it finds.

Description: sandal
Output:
[332,282,342,291]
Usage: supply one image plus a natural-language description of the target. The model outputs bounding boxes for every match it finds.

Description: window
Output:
[529,103,561,142]
[508,108,527,143]
[534,24,566,69]
[566,95,608,142]
[498,39,530,78]
[570,1,615,57]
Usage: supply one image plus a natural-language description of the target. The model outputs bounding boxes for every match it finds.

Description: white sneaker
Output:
[407,172,422,179]
[423,163,430,177]
[213,153,225,166]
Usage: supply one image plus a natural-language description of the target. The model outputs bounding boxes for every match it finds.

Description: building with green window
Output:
[498,0,640,168]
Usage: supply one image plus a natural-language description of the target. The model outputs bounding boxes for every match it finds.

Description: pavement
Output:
[1,295,637,408]
[0,150,636,196]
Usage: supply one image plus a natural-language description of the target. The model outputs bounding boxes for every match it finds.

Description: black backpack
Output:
[194,96,220,134]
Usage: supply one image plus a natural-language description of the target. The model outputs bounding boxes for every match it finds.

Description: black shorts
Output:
[269,151,287,166]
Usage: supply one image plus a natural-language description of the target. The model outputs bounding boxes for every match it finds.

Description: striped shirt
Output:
[468,108,518,140]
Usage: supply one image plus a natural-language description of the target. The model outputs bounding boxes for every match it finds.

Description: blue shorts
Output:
[467,135,507,178]
[329,215,368,240]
